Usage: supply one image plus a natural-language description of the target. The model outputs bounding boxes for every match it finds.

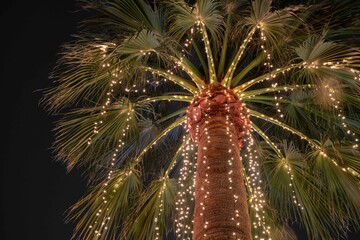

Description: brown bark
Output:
[186,84,252,240]
[193,116,251,240]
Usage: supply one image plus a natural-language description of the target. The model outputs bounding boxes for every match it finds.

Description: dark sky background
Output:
[1,1,359,240]
[1,1,86,239]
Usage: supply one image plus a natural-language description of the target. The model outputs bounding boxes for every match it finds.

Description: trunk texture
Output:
[193,116,251,240]
[187,83,252,240]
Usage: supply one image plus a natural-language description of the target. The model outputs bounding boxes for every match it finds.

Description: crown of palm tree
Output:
[43,0,360,239]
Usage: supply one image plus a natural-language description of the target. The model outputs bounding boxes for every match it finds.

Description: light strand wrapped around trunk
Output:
[186,83,252,240]
[187,83,250,147]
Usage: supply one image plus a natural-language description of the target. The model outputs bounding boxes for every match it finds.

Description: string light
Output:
[244,132,271,239]
[154,177,167,240]
[258,24,285,121]
[84,46,158,235]
[199,21,216,83]
[88,121,132,236]
[175,133,197,240]
[86,45,133,236]
[322,84,359,149]
[223,27,256,86]
[234,62,307,93]
[187,83,253,239]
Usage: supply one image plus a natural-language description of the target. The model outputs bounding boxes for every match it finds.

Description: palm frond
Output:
[167,0,224,42]
[68,167,142,240]
[80,0,166,35]
[54,98,139,171]
[125,176,177,240]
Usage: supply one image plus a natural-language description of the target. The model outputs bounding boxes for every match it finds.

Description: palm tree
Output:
[43,0,360,239]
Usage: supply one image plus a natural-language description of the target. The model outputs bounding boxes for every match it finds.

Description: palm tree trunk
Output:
[193,115,251,240]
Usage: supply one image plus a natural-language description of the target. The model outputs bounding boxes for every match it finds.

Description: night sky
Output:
[1,1,359,240]
[2,1,86,239]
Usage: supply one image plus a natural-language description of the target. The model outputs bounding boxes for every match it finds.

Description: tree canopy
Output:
[43,0,360,239]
